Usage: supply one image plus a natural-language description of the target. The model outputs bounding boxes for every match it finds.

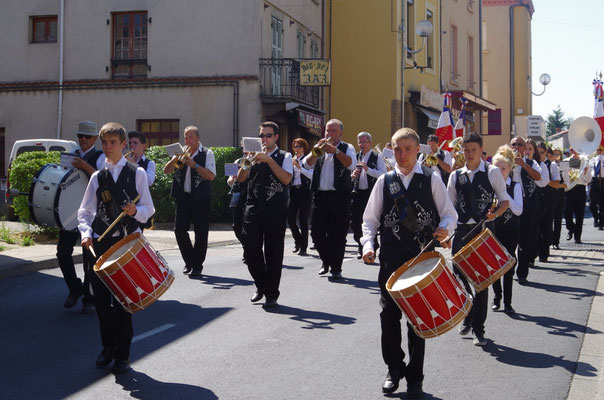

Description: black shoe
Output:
[407,381,424,399]
[318,265,329,275]
[64,292,80,309]
[491,298,501,311]
[310,244,316,250]
[81,301,95,314]
[594,220,599,228]
[539,257,548,263]
[382,369,402,394]
[566,232,573,241]
[552,244,560,250]
[250,292,264,302]
[528,262,535,269]
[458,324,471,335]
[262,299,278,309]
[298,249,308,256]
[292,245,300,253]
[599,226,604,231]
[518,278,528,285]
[575,239,582,244]
[330,272,342,280]
[183,265,192,274]
[189,269,203,277]
[504,305,515,315]
[96,347,115,367]
[112,359,130,375]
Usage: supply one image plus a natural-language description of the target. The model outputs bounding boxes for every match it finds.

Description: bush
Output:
[145,146,242,223]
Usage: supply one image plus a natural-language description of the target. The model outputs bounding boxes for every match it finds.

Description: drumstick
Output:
[88,244,97,259]
[406,238,436,268]
[461,218,487,242]
[98,194,141,242]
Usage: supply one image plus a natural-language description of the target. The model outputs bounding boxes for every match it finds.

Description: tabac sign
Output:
[300,60,331,86]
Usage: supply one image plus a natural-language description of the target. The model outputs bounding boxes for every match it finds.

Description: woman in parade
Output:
[524,139,550,267]
[551,148,567,249]
[288,138,313,256]
[536,142,559,262]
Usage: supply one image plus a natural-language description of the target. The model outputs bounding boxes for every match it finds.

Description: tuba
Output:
[568,116,602,155]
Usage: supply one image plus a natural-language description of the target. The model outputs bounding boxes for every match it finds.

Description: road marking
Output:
[132,323,176,343]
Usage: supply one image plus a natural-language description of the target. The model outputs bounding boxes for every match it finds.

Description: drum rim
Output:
[452,227,493,263]
[93,232,143,273]
[386,251,445,295]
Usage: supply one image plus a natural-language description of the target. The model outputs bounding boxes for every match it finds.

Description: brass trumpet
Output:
[373,144,394,170]
[311,137,334,158]
[454,152,465,168]
[424,140,447,167]
[175,146,191,169]
[235,146,265,170]
[449,137,463,152]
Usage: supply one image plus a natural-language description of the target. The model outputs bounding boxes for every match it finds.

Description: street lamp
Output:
[532,73,551,96]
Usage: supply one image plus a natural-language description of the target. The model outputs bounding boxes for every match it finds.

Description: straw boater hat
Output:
[76,121,98,136]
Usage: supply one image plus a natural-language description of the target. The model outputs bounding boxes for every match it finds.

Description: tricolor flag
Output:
[454,97,468,139]
[436,92,454,147]
[593,78,604,148]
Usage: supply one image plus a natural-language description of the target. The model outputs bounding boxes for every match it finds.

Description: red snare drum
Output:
[94,233,174,313]
[452,227,516,293]
[386,251,472,339]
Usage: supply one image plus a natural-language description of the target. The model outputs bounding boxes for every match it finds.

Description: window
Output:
[137,119,180,147]
[310,40,319,58]
[426,9,434,68]
[468,36,475,91]
[31,16,57,43]
[297,31,306,59]
[451,25,458,83]
[112,11,148,79]
[271,16,283,95]
[406,0,415,59]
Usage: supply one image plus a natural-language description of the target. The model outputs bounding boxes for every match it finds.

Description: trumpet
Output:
[236,147,265,170]
[123,150,134,160]
[373,144,394,171]
[175,146,191,169]
[311,137,334,158]
[454,152,465,168]
[424,141,447,167]
[449,137,463,152]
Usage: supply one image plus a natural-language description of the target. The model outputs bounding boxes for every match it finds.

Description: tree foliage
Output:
[546,105,572,136]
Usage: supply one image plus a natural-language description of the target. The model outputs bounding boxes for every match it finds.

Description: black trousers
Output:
[350,189,371,248]
[517,208,538,280]
[537,191,555,260]
[565,185,587,241]
[287,186,311,251]
[90,236,133,360]
[492,229,519,307]
[551,188,566,246]
[243,212,287,301]
[453,223,489,336]
[311,191,351,274]
[379,256,425,384]
[174,195,211,272]
[589,178,604,228]
[57,229,93,303]
[231,205,245,246]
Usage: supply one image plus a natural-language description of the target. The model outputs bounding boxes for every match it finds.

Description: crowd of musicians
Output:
[52,118,603,397]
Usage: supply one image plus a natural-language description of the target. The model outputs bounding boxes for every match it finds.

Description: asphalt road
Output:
[1,224,603,400]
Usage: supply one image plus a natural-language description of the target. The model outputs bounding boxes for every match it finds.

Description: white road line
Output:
[132,323,176,343]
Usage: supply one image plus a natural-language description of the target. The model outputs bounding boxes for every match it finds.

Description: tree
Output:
[546,105,572,136]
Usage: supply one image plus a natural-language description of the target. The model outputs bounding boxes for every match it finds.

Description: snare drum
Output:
[452,228,516,293]
[386,251,472,339]
[28,163,89,231]
[94,233,174,314]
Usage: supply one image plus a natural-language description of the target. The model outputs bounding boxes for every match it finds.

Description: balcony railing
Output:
[259,58,321,109]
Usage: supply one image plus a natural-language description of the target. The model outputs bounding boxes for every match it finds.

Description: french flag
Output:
[436,92,454,148]
[454,97,468,139]
[594,78,604,148]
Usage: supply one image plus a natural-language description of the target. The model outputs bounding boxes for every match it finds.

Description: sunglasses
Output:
[77,134,94,139]
[511,142,524,147]
[293,145,302,149]
[258,133,274,138]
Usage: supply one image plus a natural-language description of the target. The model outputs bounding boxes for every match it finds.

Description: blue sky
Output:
[531,0,604,121]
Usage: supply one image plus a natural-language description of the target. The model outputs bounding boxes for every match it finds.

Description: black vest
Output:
[542,159,556,197]
[92,162,139,238]
[311,141,352,193]
[229,179,248,209]
[454,167,495,224]
[170,147,211,202]
[356,150,379,191]
[81,147,103,173]
[436,149,450,184]
[495,180,519,232]
[379,168,440,262]
[518,158,540,210]
[138,156,151,171]
[245,148,289,216]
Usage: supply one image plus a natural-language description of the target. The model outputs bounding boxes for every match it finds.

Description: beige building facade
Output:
[0,0,325,179]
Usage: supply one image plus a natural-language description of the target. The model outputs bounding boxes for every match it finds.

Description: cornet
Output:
[449,137,463,152]
[373,144,394,171]
[424,141,447,167]
[175,146,191,169]
[454,152,465,168]
[311,137,334,158]
[236,146,265,170]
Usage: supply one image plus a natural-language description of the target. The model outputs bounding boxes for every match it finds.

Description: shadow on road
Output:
[511,313,602,337]
[521,280,602,300]
[531,264,600,277]
[115,370,217,399]
[483,342,597,376]
[189,273,253,290]
[264,304,356,329]
[332,276,380,294]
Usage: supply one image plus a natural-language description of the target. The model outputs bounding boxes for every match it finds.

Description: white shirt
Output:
[78,146,106,171]
[590,155,604,178]
[267,146,293,175]
[447,160,511,225]
[548,161,561,182]
[357,150,387,190]
[78,156,155,240]
[418,150,453,178]
[361,161,458,254]
[512,157,542,187]
[184,146,216,193]
[562,156,592,186]
[136,154,156,186]
[292,154,313,185]
[535,161,550,188]
[304,141,356,191]
[506,177,523,216]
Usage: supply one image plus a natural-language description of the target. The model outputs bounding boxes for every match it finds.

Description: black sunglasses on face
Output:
[511,142,524,147]
[293,145,302,149]
[77,134,93,139]
[258,133,274,138]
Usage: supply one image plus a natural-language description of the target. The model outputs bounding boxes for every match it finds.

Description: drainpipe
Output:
[56,0,65,139]
[478,0,482,133]
[509,4,521,137]
[400,0,406,128]
[328,0,332,120]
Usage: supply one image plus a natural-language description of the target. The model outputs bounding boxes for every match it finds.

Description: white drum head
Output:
[391,257,439,291]
[99,242,133,271]
[56,169,89,231]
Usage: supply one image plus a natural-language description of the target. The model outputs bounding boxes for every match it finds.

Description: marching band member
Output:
[536,143,559,262]
[288,138,313,256]
[448,132,510,346]
[350,132,386,260]
[526,140,550,267]
[227,173,247,259]
[589,147,604,230]
[237,122,292,308]
[126,131,156,186]
[419,134,453,184]
[563,149,591,244]
[164,126,216,277]
[361,128,457,397]
[78,122,155,374]
[58,121,105,314]
[510,136,541,284]
[491,145,523,314]
[304,119,355,280]
[551,149,567,249]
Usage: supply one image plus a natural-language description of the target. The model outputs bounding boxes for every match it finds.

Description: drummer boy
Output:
[361,128,457,398]
[446,132,509,347]
[78,122,155,374]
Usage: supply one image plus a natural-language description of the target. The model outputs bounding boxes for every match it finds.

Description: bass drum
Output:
[28,164,89,231]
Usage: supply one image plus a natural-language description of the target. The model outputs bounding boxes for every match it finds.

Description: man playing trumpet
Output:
[419,134,453,184]
[164,126,216,277]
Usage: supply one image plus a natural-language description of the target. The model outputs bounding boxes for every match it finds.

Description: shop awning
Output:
[416,106,441,129]
[450,91,497,112]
